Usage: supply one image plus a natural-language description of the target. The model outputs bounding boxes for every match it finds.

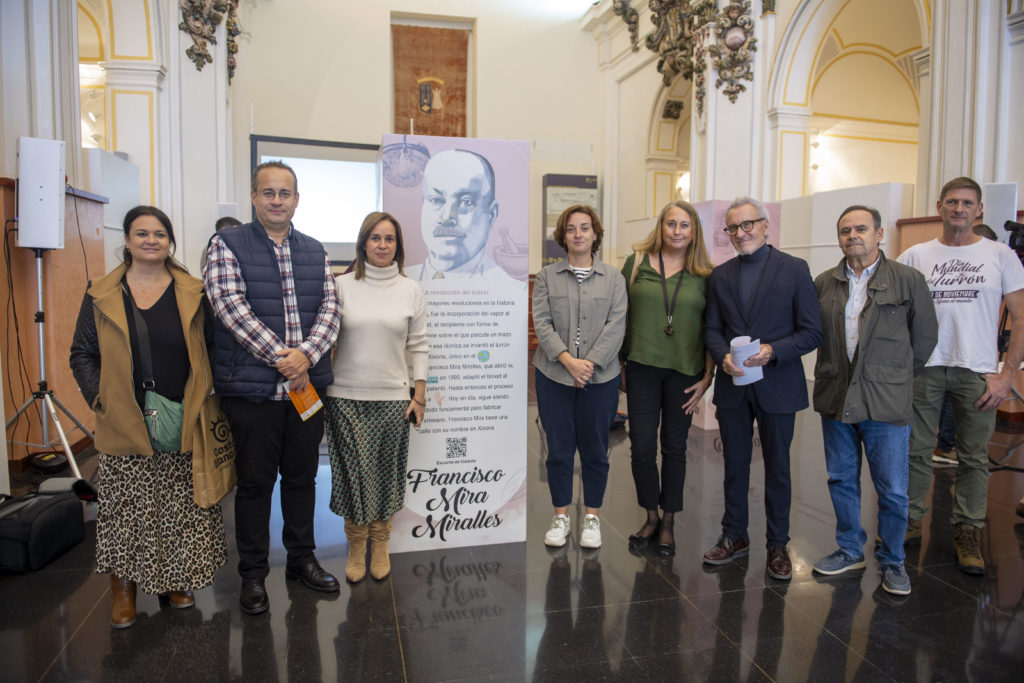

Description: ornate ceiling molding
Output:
[613,1,757,113]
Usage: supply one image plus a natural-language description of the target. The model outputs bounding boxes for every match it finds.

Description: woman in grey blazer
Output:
[531,205,628,549]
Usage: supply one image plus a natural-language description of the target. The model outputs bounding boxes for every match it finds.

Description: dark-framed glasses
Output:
[259,189,294,200]
[723,218,765,235]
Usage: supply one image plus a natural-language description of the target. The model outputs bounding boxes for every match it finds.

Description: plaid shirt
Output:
[204,227,341,400]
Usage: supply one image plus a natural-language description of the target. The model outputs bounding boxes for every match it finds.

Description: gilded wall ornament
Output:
[707,1,757,103]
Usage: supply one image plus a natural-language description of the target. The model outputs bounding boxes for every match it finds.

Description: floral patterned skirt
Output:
[324,397,410,525]
[95,449,227,595]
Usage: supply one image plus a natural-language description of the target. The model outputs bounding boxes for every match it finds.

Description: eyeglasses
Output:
[723,218,766,235]
[258,189,294,200]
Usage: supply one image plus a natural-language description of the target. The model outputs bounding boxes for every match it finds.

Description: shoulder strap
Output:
[122,282,155,390]
[628,250,644,288]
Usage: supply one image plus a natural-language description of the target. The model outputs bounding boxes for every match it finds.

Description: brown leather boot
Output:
[344,520,369,583]
[368,519,392,580]
[168,590,195,609]
[110,575,137,629]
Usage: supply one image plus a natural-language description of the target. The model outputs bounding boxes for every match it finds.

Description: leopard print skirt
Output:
[95,449,227,595]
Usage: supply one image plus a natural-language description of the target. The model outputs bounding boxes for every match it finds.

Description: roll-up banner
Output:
[379,135,529,552]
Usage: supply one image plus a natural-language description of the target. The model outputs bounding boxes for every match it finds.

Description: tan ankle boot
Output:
[344,520,369,583]
[110,574,137,629]
[368,519,392,580]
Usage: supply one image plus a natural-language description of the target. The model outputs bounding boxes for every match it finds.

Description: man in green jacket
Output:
[812,205,937,595]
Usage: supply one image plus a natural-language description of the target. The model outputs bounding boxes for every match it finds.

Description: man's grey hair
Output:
[727,196,769,220]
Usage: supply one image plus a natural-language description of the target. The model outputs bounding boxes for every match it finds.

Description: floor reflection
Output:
[2,389,1023,682]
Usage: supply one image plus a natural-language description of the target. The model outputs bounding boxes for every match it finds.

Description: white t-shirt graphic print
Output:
[897,238,1024,373]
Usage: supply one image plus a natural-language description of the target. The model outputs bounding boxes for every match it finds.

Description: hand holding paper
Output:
[729,336,763,386]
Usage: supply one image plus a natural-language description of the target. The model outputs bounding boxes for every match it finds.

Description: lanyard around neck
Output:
[658,250,685,336]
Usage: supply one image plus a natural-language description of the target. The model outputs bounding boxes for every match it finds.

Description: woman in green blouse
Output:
[621,200,715,556]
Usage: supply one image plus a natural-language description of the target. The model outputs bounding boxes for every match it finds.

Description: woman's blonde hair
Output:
[631,200,713,278]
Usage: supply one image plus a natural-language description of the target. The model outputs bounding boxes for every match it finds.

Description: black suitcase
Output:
[0,492,85,571]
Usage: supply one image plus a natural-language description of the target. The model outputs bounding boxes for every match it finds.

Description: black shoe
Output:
[656,521,676,557]
[240,578,269,614]
[285,560,340,593]
[628,527,657,550]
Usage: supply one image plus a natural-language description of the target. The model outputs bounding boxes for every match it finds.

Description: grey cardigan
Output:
[532,258,628,386]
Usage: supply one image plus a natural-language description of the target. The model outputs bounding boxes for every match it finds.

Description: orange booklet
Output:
[288,383,323,421]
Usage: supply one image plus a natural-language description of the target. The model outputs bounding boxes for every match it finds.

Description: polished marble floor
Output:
[3,383,1024,682]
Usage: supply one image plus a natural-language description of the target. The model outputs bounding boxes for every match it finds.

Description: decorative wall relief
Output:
[708,1,757,103]
[613,0,640,50]
[225,1,241,82]
[612,0,756,111]
[662,99,684,120]
[178,0,242,82]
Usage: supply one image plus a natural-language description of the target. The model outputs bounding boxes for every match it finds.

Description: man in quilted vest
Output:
[204,161,341,614]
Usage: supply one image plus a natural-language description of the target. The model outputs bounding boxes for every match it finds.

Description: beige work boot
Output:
[952,523,984,575]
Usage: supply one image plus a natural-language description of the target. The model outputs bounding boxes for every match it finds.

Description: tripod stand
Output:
[5,248,96,499]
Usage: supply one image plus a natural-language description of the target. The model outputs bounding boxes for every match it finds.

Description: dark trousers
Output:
[535,369,619,508]
[625,361,699,513]
[221,395,325,579]
[716,387,795,547]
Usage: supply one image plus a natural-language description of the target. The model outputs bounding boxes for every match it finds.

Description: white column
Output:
[102,61,166,206]
[919,1,1010,208]
[765,106,811,201]
[167,15,234,274]
[689,2,768,202]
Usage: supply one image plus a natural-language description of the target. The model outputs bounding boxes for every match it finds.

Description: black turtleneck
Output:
[738,242,771,313]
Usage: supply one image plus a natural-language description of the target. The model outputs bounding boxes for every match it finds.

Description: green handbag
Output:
[125,282,184,452]
[143,390,183,452]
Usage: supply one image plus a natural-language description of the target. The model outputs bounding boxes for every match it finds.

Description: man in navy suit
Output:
[702,197,822,580]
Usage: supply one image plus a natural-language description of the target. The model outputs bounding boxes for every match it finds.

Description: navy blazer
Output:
[705,246,822,413]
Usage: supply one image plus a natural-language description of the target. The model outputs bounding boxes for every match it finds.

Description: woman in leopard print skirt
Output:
[70,206,226,629]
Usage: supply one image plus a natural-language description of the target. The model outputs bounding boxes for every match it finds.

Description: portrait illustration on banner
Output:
[379,134,530,552]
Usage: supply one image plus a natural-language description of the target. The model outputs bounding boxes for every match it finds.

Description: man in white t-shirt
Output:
[897,176,1024,575]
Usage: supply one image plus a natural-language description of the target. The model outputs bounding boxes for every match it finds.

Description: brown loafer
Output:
[702,535,750,565]
[766,545,792,580]
[168,590,195,609]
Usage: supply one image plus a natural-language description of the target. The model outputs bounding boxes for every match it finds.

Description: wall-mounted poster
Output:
[542,174,598,267]
[379,134,529,552]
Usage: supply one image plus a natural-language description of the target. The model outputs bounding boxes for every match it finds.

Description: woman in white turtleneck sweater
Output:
[325,211,428,583]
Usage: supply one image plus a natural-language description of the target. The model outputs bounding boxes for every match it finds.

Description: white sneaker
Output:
[544,514,571,547]
[580,514,602,548]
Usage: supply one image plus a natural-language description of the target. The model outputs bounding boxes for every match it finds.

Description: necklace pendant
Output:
[664,324,674,336]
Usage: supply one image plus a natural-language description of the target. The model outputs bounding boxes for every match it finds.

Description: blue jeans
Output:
[821,417,910,566]
[535,369,620,509]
